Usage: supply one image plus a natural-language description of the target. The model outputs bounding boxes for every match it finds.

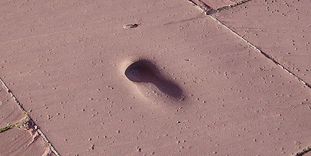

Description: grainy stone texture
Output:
[0,82,24,128]
[0,128,49,156]
[0,0,310,155]
[214,0,311,85]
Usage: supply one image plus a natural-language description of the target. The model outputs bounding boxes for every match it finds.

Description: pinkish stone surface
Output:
[214,0,311,85]
[0,128,49,156]
[0,0,310,155]
[191,0,247,10]
[0,81,24,128]
[199,0,234,9]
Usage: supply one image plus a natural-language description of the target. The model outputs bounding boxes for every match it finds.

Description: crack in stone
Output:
[184,2,311,156]
[0,114,33,133]
[187,0,252,15]
[294,146,311,156]
[0,78,61,156]
[185,0,311,90]
[187,0,213,13]
[211,0,252,14]
[0,114,53,156]
[229,0,252,8]
[0,124,14,133]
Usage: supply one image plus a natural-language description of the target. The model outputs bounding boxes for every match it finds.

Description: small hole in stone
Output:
[125,59,184,100]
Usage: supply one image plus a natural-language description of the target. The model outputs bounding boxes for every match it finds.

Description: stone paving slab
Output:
[0,128,49,156]
[0,80,53,155]
[190,0,248,10]
[0,0,310,156]
[213,0,311,86]
[196,0,234,9]
[0,81,24,128]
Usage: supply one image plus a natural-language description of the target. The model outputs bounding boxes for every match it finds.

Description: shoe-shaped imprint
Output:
[120,58,185,106]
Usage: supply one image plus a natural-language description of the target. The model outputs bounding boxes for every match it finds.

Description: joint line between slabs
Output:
[0,78,61,156]
[185,0,311,90]
[208,16,311,89]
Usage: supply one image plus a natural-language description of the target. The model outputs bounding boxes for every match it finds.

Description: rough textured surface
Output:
[0,0,310,156]
[192,0,248,10]
[0,81,24,128]
[304,151,311,156]
[196,0,234,9]
[0,128,49,156]
[214,0,311,85]
[0,81,51,156]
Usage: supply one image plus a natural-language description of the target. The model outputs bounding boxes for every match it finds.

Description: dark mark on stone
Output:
[295,146,311,156]
[123,23,139,29]
[188,0,252,15]
[125,59,184,100]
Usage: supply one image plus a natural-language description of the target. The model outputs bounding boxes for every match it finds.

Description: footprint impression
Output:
[124,59,184,104]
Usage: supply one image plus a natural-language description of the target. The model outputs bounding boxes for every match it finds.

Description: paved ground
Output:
[0,0,310,156]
